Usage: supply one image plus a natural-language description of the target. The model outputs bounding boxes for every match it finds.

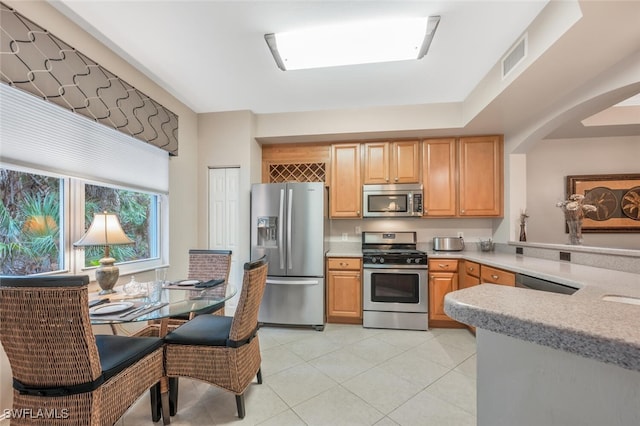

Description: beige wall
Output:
[526,136,640,249]
[197,111,262,304]
[1,0,199,415]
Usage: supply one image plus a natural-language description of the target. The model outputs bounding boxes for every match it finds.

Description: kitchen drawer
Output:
[327,258,362,271]
[428,259,459,271]
[481,265,515,286]
[464,260,480,278]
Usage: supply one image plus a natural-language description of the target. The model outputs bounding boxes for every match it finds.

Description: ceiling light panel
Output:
[266,17,440,71]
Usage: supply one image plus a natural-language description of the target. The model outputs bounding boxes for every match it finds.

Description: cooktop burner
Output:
[361,232,427,266]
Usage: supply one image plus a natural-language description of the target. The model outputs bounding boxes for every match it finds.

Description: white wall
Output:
[526,136,640,249]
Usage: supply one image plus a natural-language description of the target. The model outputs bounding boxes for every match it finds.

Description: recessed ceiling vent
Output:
[502,34,527,79]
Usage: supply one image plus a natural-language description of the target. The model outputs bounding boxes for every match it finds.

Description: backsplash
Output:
[508,242,640,274]
[328,217,496,246]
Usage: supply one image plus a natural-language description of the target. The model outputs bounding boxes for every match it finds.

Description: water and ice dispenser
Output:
[256,216,278,247]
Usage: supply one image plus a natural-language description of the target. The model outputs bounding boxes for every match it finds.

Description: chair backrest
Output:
[0,275,102,388]
[229,256,268,342]
[188,249,232,283]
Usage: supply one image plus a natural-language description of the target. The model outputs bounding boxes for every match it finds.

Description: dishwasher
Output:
[515,273,578,295]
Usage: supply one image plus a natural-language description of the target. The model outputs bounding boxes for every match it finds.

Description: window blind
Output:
[0,83,169,194]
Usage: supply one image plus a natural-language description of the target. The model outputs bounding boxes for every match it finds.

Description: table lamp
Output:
[74,212,134,294]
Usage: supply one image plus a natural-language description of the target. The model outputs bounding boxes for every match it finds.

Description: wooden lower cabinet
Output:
[428,259,464,328]
[459,260,481,290]
[480,264,515,286]
[326,257,362,324]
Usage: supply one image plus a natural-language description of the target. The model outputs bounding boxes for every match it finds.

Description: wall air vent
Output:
[502,34,527,79]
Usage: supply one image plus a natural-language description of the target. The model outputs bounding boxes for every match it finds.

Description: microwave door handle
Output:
[408,193,413,214]
[287,188,293,270]
[278,188,285,270]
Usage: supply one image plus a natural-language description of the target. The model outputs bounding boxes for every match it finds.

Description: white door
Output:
[208,167,240,305]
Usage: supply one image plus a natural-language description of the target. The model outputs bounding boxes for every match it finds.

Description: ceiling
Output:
[47,0,640,142]
[50,0,550,115]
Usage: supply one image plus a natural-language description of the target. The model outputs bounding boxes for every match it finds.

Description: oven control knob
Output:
[414,258,422,264]
[379,258,385,264]
[406,258,412,264]
[370,257,377,263]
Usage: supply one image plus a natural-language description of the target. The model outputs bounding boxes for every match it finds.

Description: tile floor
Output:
[120,324,477,425]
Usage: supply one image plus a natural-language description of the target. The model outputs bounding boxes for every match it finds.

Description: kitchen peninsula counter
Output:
[441,250,640,426]
[442,252,640,371]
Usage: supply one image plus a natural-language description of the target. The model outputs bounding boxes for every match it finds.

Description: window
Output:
[83,184,159,267]
[0,169,64,274]
[1,166,166,278]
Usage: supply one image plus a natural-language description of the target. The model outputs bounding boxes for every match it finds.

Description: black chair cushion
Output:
[95,335,163,381]
[164,314,233,346]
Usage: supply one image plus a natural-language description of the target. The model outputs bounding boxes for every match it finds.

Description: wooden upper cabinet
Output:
[261,143,330,184]
[330,143,361,218]
[391,141,420,183]
[362,142,389,184]
[422,138,456,216]
[363,141,420,184]
[459,136,503,217]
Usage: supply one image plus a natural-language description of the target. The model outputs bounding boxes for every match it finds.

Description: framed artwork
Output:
[567,174,640,233]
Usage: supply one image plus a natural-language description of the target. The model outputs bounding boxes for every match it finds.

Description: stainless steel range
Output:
[362,231,428,331]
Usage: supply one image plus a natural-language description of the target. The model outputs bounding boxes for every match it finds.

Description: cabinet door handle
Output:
[468,267,474,272]
[491,274,499,280]
[439,264,449,269]
[394,177,398,182]
[339,262,348,267]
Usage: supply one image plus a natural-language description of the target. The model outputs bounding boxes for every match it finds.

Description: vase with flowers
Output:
[556,194,597,245]
[519,210,529,242]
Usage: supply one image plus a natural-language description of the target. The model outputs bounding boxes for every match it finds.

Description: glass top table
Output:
[89,282,237,325]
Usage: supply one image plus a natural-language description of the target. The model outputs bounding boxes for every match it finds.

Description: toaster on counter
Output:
[433,236,465,252]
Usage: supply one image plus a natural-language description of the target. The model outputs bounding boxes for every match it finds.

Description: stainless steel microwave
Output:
[362,184,423,218]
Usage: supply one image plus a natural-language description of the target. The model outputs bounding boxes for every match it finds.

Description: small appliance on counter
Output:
[432,236,465,252]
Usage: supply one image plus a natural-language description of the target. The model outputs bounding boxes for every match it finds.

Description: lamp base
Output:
[96,257,120,294]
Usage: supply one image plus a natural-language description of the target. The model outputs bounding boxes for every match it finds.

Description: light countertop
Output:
[442,253,640,372]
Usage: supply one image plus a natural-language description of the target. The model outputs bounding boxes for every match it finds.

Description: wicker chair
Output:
[136,249,232,338]
[0,275,165,425]
[184,249,232,317]
[164,256,268,419]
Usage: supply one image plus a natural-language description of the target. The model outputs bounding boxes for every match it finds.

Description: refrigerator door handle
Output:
[278,188,285,270]
[266,278,321,286]
[287,188,293,270]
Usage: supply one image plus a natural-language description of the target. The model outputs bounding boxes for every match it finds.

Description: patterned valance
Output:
[0,2,179,155]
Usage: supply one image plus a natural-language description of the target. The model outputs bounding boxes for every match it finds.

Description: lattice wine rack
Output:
[269,163,326,183]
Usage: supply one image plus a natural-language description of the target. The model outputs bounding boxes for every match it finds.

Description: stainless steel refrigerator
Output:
[251,182,326,331]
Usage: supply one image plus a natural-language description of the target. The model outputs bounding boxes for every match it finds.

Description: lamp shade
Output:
[74,212,134,247]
